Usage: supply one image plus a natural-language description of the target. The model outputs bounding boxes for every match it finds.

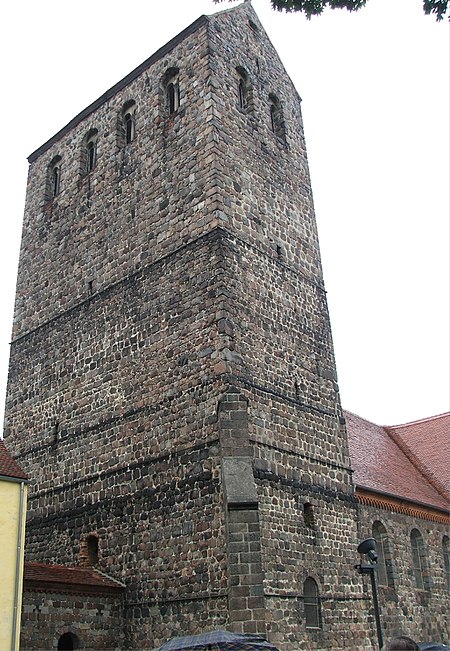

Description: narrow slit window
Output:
[52,166,61,196]
[167,82,179,115]
[124,112,135,144]
[270,104,276,132]
[87,140,96,172]
[238,79,246,110]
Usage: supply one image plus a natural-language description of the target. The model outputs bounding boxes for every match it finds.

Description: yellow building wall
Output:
[0,478,27,651]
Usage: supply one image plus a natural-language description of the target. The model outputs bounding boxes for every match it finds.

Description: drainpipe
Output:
[11,481,25,651]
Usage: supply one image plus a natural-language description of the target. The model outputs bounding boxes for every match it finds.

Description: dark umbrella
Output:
[157,630,280,651]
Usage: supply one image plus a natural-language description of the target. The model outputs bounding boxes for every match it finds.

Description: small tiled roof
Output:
[24,561,125,595]
[345,410,449,512]
[0,439,28,480]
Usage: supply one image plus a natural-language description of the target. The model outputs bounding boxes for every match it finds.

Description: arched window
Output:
[167,82,179,114]
[372,521,395,589]
[443,536,450,592]
[124,112,134,144]
[82,128,98,174]
[303,577,321,629]
[269,93,286,142]
[236,66,252,112]
[410,528,429,590]
[119,99,136,146]
[46,155,62,201]
[162,67,180,117]
[87,141,96,171]
[52,166,61,196]
[57,632,79,650]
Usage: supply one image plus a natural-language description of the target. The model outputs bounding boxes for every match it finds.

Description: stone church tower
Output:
[4,3,372,649]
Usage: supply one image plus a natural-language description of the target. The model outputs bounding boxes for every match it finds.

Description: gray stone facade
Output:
[356,501,449,643]
[5,3,447,650]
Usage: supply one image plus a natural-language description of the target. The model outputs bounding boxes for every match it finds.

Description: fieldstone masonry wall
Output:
[21,589,125,650]
[6,3,443,651]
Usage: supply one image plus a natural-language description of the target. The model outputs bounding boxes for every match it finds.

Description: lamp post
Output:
[355,537,383,650]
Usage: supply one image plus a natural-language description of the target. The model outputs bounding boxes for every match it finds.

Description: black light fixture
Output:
[356,538,383,650]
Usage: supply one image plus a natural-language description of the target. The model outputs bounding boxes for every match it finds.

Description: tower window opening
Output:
[303,577,322,629]
[161,67,180,117]
[270,104,277,132]
[46,154,62,202]
[82,128,98,175]
[118,100,136,147]
[87,534,99,566]
[53,420,60,443]
[124,112,135,144]
[269,93,286,142]
[87,140,96,172]
[303,503,315,528]
[167,82,180,115]
[236,66,252,113]
[52,166,61,196]
[238,79,246,110]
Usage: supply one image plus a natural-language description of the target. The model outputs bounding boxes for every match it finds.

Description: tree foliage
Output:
[213,0,449,21]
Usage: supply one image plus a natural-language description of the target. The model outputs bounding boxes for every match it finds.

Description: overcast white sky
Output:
[0,0,448,430]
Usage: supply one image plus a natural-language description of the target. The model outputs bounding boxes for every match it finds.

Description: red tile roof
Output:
[385,413,450,503]
[345,410,449,512]
[0,439,28,480]
[24,561,125,595]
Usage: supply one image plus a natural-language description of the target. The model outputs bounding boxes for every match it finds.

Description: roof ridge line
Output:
[385,411,450,429]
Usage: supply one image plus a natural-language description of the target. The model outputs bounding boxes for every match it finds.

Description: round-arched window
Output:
[57,632,79,650]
